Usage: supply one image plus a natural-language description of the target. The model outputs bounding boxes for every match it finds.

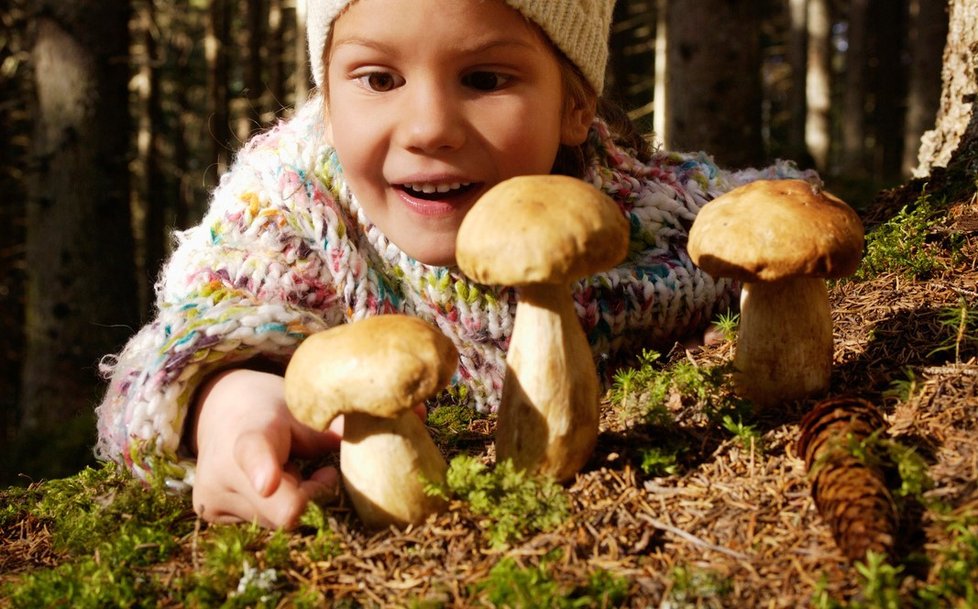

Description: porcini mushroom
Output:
[456,175,629,481]
[687,179,864,408]
[284,315,457,529]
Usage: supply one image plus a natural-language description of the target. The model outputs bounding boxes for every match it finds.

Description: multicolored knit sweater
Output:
[95,98,812,490]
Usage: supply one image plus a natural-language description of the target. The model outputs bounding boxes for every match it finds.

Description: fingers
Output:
[290,417,342,458]
[194,432,341,529]
[235,429,284,497]
[301,466,340,504]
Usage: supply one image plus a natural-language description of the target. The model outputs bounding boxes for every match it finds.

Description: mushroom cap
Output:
[687,179,865,282]
[455,175,629,285]
[284,315,458,431]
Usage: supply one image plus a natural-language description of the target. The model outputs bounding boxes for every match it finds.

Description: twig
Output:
[638,514,749,560]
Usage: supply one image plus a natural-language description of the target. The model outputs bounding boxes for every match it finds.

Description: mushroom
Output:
[284,315,457,529]
[456,175,629,481]
[687,179,864,408]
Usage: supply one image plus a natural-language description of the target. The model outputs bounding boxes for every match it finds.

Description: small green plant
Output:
[609,349,733,427]
[472,552,628,608]
[884,368,922,403]
[712,310,740,342]
[427,401,481,446]
[810,553,904,609]
[298,502,342,562]
[916,511,978,607]
[664,564,731,608]
[639,445,681,477]
[855,191,946,281]
[425,455,569,548]
[929,298,978,362]
[844,431,933,506]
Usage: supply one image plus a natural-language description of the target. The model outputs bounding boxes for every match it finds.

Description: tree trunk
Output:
[23,1,139,477]
[0,0,31,480]
[786,0,809,163]
[294,0,309,103]
[206,0,231,185]
[665,0,765,168]
[268,0,285,111]
[135,0,167,317]
[606,0,656,133]
[805,0,831,172]
[902,0,949,176]
[915,0,974,177]
[240,0,267,139]
[867,0,909,182]
[841,0,869,173]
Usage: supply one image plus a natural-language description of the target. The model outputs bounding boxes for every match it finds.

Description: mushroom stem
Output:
[340,410,448,529]
[496,282,599,481]
[734,277,833,407]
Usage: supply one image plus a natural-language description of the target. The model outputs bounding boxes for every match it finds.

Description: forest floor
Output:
[1,173,977,608]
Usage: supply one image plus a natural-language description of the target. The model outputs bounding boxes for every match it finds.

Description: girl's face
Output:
[324,0,594,266]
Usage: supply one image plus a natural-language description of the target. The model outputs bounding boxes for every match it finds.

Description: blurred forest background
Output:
[0,0,959,484]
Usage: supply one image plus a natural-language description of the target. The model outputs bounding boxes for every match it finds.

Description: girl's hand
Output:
[190,368,342,529]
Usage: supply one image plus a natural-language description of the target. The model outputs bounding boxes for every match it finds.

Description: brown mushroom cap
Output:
[687,179,864,282]
[284,315,458,431]
[456,175,630,285]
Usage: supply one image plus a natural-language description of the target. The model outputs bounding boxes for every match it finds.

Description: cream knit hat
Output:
[306,0,615,95]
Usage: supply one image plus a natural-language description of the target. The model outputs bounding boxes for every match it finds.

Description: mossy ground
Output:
[2,171,978,607]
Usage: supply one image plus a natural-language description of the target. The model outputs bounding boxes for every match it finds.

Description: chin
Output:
[397,242,455,267]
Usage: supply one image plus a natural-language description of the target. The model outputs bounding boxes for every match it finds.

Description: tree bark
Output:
[665,0,765,168]
[786,0,809,163]
[867,0,909,182]
[915,0,975,177]
[841,0,869,172]
[206,0,231,184]
[805,0,831,172]
[902,0,949,176]
[24,0,138,476]
[294,0,309,103]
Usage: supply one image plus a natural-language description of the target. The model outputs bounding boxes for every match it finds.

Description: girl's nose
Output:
[397,83,466,153]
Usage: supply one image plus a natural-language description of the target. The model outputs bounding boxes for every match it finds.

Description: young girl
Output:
[96,0,811,528]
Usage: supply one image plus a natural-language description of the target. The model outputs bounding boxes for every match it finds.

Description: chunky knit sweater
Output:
[95,98,812,490]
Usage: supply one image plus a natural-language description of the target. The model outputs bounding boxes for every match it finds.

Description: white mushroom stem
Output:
[495,282,599,481]
[340,410,448,530]
[733,276,834,408]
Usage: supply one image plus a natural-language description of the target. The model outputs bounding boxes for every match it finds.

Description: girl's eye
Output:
[355,72,404,92]
[462,71,511,91]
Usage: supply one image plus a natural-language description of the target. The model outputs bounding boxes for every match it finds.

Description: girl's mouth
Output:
[398,181,477,201]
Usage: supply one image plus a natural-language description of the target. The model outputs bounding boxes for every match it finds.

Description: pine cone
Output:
[797,396,898,562]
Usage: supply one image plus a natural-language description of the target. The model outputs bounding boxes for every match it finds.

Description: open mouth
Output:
[398,182,478,201]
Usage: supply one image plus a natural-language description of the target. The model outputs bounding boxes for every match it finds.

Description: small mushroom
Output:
[456,175,629,481]
[284,315,457,529]
[687,179,864,408]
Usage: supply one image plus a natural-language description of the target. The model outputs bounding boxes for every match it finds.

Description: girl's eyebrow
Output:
[331,36,537,57]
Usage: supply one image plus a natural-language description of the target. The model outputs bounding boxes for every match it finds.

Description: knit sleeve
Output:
[578,138,818,367]
[95,105,348,490]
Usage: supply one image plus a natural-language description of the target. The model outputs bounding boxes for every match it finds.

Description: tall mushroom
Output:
[456,175,629,481]
[687,179,864,408]
[284,315,457,529]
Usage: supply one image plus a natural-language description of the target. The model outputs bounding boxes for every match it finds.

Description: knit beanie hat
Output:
[306,0,615,95]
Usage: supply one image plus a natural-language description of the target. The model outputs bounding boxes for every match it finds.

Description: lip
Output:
[392,178,483,218]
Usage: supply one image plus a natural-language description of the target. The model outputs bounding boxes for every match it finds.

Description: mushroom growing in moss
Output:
[456,175,629,481]
[284,315,457,529]
[687,179,864,407]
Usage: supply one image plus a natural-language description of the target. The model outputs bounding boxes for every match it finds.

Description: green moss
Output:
[855,191,948,281]
[426,455,569,548]
[473,553,628,608]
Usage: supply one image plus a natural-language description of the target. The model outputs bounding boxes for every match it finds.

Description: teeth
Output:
[405,182,471,194]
